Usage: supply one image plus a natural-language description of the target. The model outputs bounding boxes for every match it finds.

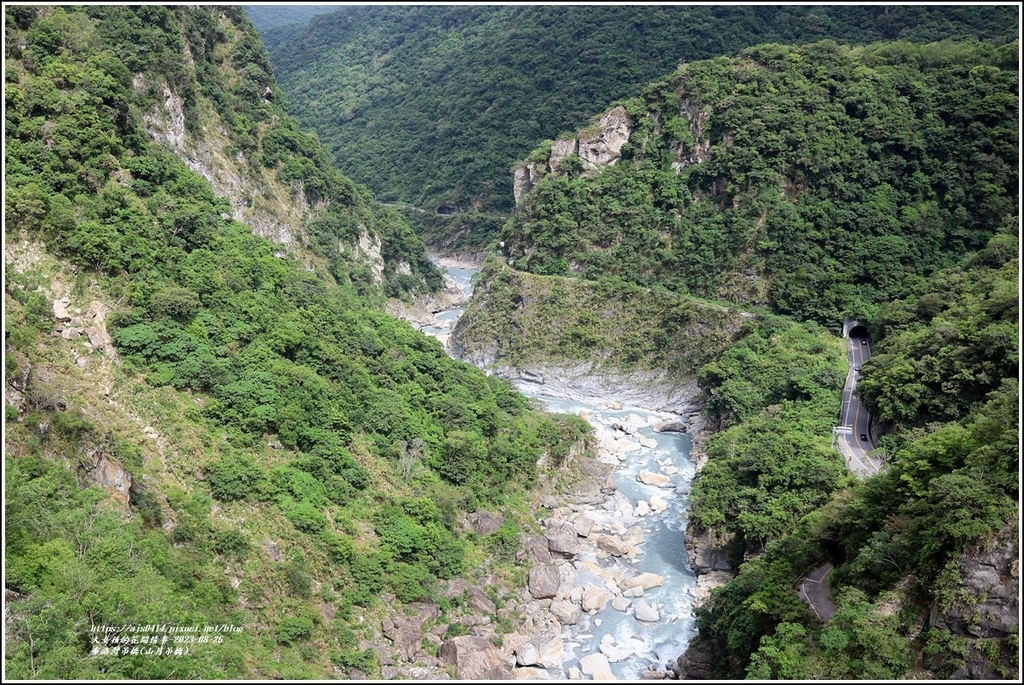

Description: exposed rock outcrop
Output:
[439,635,512,680]
[548,138,579,174]
[670,97,712,172]
[930,514,1019,679]
[578,106,631,170]
[685,526,738,576]
[78,451,132,511]
[514,163,544,207]
[671,640,715,680]
[513,107,630,206]
[383,603,441,662]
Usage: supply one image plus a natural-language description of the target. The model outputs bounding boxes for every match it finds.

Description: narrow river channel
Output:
[422,259,699,679]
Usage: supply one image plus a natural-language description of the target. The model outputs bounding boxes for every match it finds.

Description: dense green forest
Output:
[502,40,1018,326]
[258,4,1017,221]
[4,3,1018,681]
[462,26,1018,681]
[242,5,336,32]
[4,6,589,678]
[687,230,1018,678]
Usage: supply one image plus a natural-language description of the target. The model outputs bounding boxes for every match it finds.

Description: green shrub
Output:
[387,561,436,603]
[212,528,250,559]
[276,615,315,645]
[282,499,328,534]
[488,520,520,562]
[285,560,313,598]
[205,452,263,502]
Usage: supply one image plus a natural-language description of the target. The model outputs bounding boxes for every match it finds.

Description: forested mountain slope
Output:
[4,6,589,678]
[684,234,1018,679]
[242,5,337,33]
[468,36,1019,680]
[502,40,1018,325]
[258,4,1017,217]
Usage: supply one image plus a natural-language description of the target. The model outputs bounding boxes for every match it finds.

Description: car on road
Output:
[859,433,868,441]
[861,339,867,345]
[855,364,861,371]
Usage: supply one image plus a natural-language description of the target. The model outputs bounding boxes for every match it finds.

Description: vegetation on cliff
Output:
[490,31,1018,681]
[688,317,850,550]
[687,232,1018,679]
[452,258,746,377]
[257,4,1017,220]
[502,39,1018,326]
[4,6,590,678]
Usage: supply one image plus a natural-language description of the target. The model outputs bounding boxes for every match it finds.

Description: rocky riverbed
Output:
[374,258,727,680]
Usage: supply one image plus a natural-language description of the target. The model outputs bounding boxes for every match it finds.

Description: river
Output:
[422,259,698,679]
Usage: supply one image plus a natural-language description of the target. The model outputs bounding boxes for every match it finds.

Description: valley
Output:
[4,4,1018,682]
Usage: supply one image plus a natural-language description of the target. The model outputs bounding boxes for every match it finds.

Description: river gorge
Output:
[411,257,708,679]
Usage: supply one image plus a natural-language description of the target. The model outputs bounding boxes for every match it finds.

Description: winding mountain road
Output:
[835,336,881,476]
[799,562,837,622]
[802,331,884,622]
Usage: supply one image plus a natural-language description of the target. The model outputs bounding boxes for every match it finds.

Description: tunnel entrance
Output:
[849,324,869,340]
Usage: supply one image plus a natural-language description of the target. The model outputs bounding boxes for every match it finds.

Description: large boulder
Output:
[512,666,552,679]
[620,572,663,592]
[546,524,581,558]
[637,470,670,486]
[515,631,565,670]
[582,587,614,613]
[596,534,632,557]
[466,586,496,616]
[52,298,71,321]
[573,516,595,538]
[652,419,688,433]
[382,614,426,662]
[515,641,540,667]
[634,601,660,622]
[528,564,561,600]
[443,577,471,601]
[523,535,553,564]
[439,636,512,680]
[473,511,504,536]
[611,596,631,612]
[579,652,616,680]
[621,527,645,547]
[549,600,581,625]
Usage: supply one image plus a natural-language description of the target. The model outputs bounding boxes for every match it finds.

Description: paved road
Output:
[801,336,882,621]
[799,562,837,622]
[836,337,881,476]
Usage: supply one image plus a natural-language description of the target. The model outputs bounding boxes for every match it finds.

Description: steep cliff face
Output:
[126,6,439,297]
[513,106,633,207]
[4,7,568,679]
[929,514,1019,679]
[500,41,1018,323]
[141,81,311,250]
[450,259,748,414]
